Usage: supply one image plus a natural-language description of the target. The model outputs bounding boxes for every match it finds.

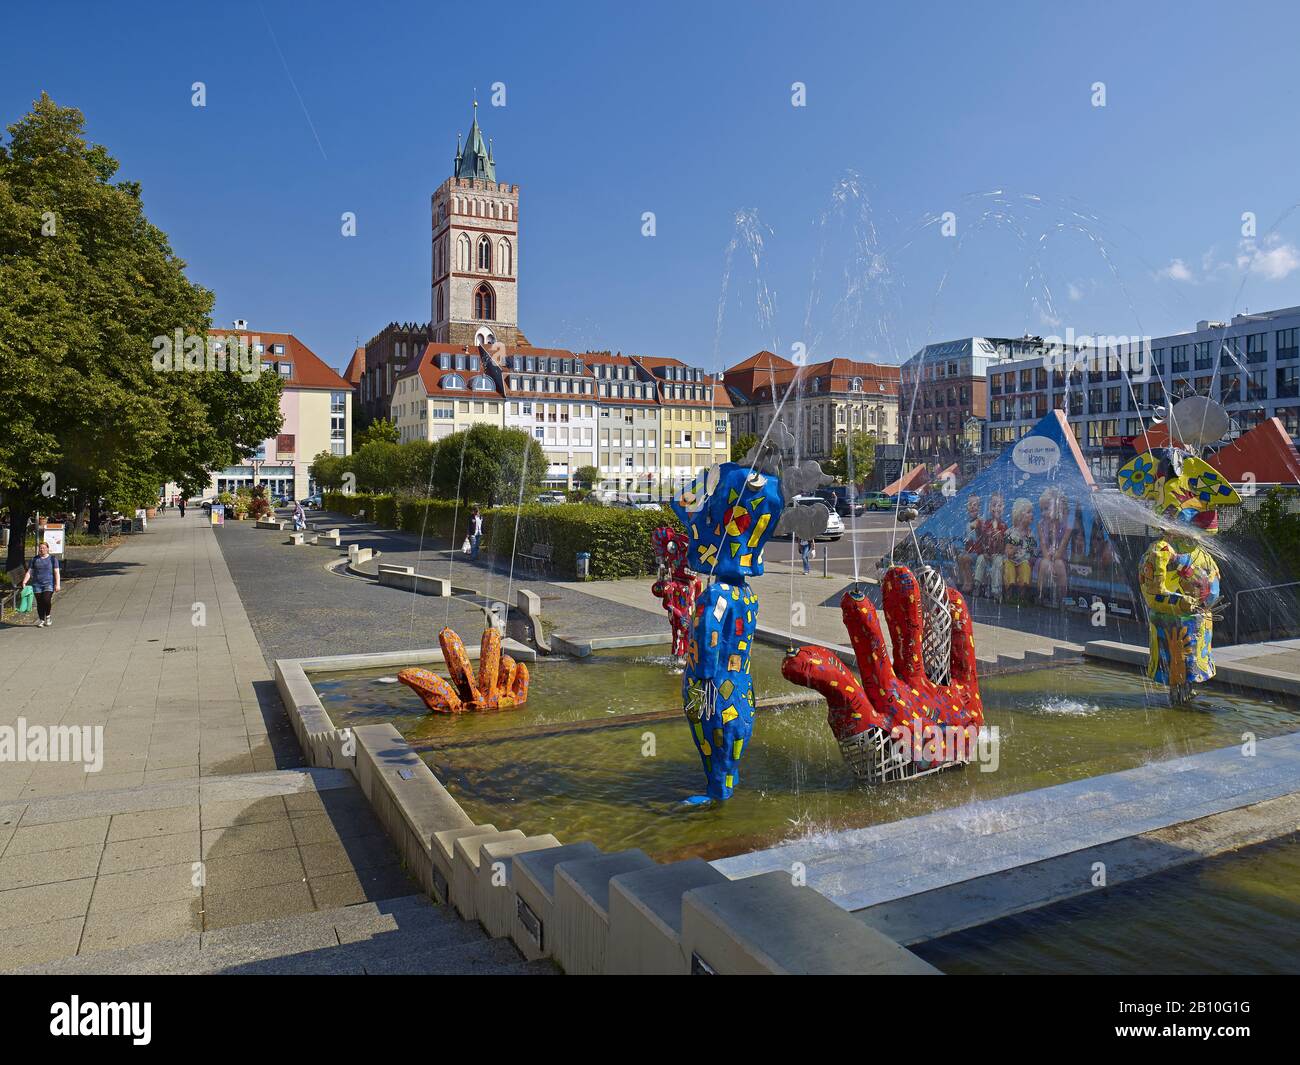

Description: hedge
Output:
[322,491,681,580]
[487,503,681,580]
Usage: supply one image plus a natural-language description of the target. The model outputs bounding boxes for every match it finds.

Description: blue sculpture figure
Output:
[671,462,783,803]
[669,428,831,804]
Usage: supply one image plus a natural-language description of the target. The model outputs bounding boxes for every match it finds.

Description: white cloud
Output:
[1238,237,1300,280]
[1155,258,1194,283]
[1067,281,1084,301]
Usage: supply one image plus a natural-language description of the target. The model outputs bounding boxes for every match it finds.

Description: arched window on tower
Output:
[498,238,512,276]
[457,233,470,271]
[474,283,495,321]
[436,286,444,323]
[477,235,492,271]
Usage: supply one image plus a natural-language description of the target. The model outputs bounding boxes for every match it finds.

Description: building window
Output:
[436,287,444,322]
[330,392,346,455]
[440,373,466,389]
[477,235,492,271]
[474,283,495,321]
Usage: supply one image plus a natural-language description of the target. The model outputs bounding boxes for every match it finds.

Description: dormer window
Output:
[277,363,293,377]
[440,373,466,389]
[470,375,494,391]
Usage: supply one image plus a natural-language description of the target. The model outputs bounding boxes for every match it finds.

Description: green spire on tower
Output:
[454,98,496,181]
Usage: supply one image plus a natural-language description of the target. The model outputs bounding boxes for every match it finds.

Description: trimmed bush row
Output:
[321,492,681,580]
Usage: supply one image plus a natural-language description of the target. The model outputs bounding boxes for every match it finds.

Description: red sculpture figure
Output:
[650,525,701,658]
[398,626,529,713]
[782,566,983,771]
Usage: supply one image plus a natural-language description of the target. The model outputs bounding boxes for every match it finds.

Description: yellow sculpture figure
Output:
[1117,448,1241,704]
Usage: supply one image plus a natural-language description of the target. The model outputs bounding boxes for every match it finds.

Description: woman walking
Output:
[22,540,61,627]
[468,506,484,561]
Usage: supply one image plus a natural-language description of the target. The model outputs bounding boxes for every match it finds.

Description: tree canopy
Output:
[0,95,282,564]
[826,430,877,484]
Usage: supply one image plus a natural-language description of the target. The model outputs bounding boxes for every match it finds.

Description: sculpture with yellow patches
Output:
[1117,447,1241,705]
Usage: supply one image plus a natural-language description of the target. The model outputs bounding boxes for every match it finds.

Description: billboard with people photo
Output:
[907,410,1133,612]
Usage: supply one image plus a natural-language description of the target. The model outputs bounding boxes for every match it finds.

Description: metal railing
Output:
[1232,580,1300,643]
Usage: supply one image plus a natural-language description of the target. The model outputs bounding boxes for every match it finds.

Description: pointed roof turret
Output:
[454,99,496,181]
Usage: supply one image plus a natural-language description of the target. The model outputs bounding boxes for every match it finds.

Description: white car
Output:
[789,496,844,541]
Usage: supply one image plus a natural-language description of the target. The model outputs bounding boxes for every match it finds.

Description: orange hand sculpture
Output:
[781,566,983,766]
[397,626,529,714]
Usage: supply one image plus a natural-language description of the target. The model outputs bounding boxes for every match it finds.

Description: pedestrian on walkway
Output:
[292,499,306,532]
[800,537,813,575]
[178,497,186,518]
[21,540,60,627]
[469,506,483,561]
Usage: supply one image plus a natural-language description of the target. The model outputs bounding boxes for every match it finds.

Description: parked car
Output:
[815,486,865,518]
[861,491,896,511]
[788,495,844,541]
[302,494,322,509]
[892,490,921,507]
[535,492,567,506]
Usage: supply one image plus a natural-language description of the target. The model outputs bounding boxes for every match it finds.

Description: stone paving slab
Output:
[712,732,1300,913]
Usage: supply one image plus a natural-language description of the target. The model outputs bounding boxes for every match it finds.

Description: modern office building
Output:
[985,307,1300,479]
[898,336,1044,463]
[205,324,351,500]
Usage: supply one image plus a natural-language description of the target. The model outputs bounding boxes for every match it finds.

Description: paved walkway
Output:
[0,511,456,971]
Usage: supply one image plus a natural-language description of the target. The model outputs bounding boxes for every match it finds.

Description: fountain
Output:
[649,525,699,659]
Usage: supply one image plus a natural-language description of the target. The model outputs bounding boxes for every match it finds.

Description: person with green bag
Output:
[21,540,61,627]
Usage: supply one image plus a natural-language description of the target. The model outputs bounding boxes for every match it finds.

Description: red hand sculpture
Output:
[397,626,529,714]
[782,566,983,766]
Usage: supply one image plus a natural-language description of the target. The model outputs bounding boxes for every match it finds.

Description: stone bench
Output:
[553,849,655,976]
[511,842,602,962]
[316,528,341,547]
[451,829,525,921]
[255,518,285,531]
[477,834,562,938]
[376,564,450,597]
[347,543,373,566]
[606,858,729,974]
[288,532,312,546]
[681,870,940,975]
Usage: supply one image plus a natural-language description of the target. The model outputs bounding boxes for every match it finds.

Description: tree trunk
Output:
[5,504,30,575]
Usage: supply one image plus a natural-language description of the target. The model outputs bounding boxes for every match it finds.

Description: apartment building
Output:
[206,324,351,500]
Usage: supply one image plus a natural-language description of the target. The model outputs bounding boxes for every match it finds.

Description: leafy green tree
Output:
[355,417,399,447]
[399,439,440,492]
[309,451,347,491]
[731,433,758,462]
[826,430,877,484]
[574,464,598,490]
[0,95,282,568]
[351,441,404,493]
[432,424,545,505]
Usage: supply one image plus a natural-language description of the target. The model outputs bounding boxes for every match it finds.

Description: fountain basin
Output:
[310,651,1297,863]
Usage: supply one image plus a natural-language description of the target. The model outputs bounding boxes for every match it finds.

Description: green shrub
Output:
[372,495,399,530]
[487,504,681,580]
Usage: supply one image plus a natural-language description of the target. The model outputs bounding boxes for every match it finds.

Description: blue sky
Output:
[7,0,1300,375]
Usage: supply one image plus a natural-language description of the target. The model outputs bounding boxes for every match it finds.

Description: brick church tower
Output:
[430,103,520,348]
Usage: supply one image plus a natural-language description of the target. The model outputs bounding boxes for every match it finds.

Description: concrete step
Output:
[8,894,553,976]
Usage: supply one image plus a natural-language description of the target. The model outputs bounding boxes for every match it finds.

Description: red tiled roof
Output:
[404,344,504,399]
[209,328,350,390]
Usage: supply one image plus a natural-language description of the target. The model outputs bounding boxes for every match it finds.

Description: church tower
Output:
[431,102,520,348]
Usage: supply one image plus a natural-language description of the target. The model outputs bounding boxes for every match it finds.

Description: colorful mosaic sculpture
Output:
[781,567,984,780]
[397,626,529,713]
[670,462,785,803]
[1117,447,1240,704]
[650,525,701,658]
